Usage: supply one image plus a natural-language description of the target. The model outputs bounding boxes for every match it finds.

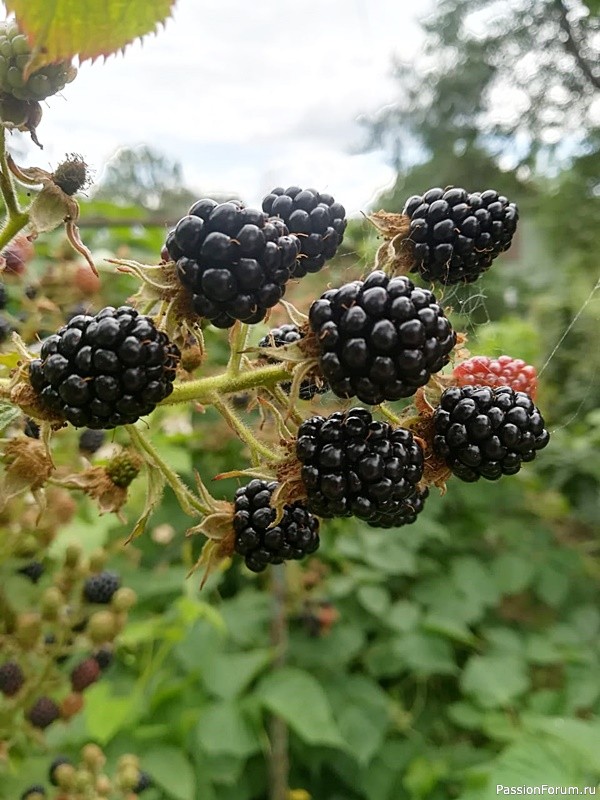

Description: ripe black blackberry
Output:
[262,186,347,277]
[70,657,101,691]
[78,428,105,454]
[433,385,550,482]
[0,281,6,309]
[233,480,320,573]
[259,323,328,400]
[402,187,518,284]
[295,408,424,524]
[29,306,180,429]
[164,198,300,328]
[364,486,429,529]
[308,270,456,404]
[21,786,46,800]
[0,314,12,343]
[49,756,73,786]
[26,696,60,729]
[83,571,120,604]
[24,417,40,438]
[133,771,153,793]
[17,560,44,583]
[0,660,25,696]
[93,646,114,670]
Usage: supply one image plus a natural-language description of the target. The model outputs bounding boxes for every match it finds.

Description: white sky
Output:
[13,0,431,215]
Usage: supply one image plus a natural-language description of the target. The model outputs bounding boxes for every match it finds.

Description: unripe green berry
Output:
[111,587,137,612]
[41,587,64,620]
[87,610,117,644]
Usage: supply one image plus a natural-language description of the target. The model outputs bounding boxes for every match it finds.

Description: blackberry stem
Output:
[126,424,211,516]
[211,394,282,464]
[226,322,249,376]
[0,128,29,250]
[160,363,292,406]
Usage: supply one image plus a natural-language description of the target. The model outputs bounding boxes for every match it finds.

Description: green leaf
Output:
[142,746,196,800]
[492,553,535,594]
[196,702,260,759]
[358,585,391,617]
[201,649,272,700]
[326,676,390,765]
[6,0,176,72]
[0,402,20,434]
[84,682,140,743]
[257,667,345,749]
[398,631,458,676]
[461,654,529,709]
[386,600,421,633]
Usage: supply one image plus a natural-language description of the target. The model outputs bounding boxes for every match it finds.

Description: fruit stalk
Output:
[159,363,292,406]
[0,127,29,249]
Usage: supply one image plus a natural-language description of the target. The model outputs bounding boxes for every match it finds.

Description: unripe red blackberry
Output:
[233,480,320,573]
[83,571,120,604]
[70,657,101,691]
[20,786,46,800]
[0,660,25,696]
[309,271,456,404]
[402,187,518,284]
[259,323,328,400]
[49,756,74,786]
[29,306,180,429]
[165,198,300,328]
[26,696,60,729]
[453,355,538,399]
[295,408,424,523]
[433,385,550,482]
[262,186,347,277]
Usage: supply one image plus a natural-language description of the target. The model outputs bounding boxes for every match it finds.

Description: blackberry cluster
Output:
[295,408,425,525]
[262,186,347,277]
[83,571,120,604]
[259,323,328,400]
[433,385,550,482]
[17,560,44,583]
[308,270,456,404]
[233,480,320,572]
[402,187,518,284]
[366,486,429,529]
[0,660,25,696]
[24,418,40,438]
[165,199,300,328]
[26,696,60,729]
[0,19,77,102]
[29,306,180,429]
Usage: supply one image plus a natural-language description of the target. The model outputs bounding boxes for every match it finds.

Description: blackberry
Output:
[364,486,429,529]
[29,306,180,429]
[26,696,60,729]
[433,385,550,482]
[0,19,77,102]
[17,560,44,583]
[49,756,73,786]
[233,480,320,573]
[402,187,518,284]
[133,771,153,793]
[262,186,347,277]
[83,571,120,604]
[70,657,101,692]
[24,417,40,438]
[93,645,114,670]
[21,787,46,800]
[259,323,328,400]
[0,281,6,309]
[308,270,456,404]
[165,198,300,328]
[78,428,106,454]
[295,408,424,524]
[453,354,538,399]
[0,660,25,696]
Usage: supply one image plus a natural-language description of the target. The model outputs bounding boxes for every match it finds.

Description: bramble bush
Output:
[0,3,599,800]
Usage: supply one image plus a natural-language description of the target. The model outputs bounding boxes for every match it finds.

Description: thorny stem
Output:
[212,394,282,464]
[0,128,29,251]
[126,424,211,516]
[226,322,249,376]
[161,363,292,406]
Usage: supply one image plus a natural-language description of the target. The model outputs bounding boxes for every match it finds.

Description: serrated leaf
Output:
[141,746,196,800]
[196,702,260,758]
[0,401,20,434]
[461,654,529,709]
[6,0,176,73]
